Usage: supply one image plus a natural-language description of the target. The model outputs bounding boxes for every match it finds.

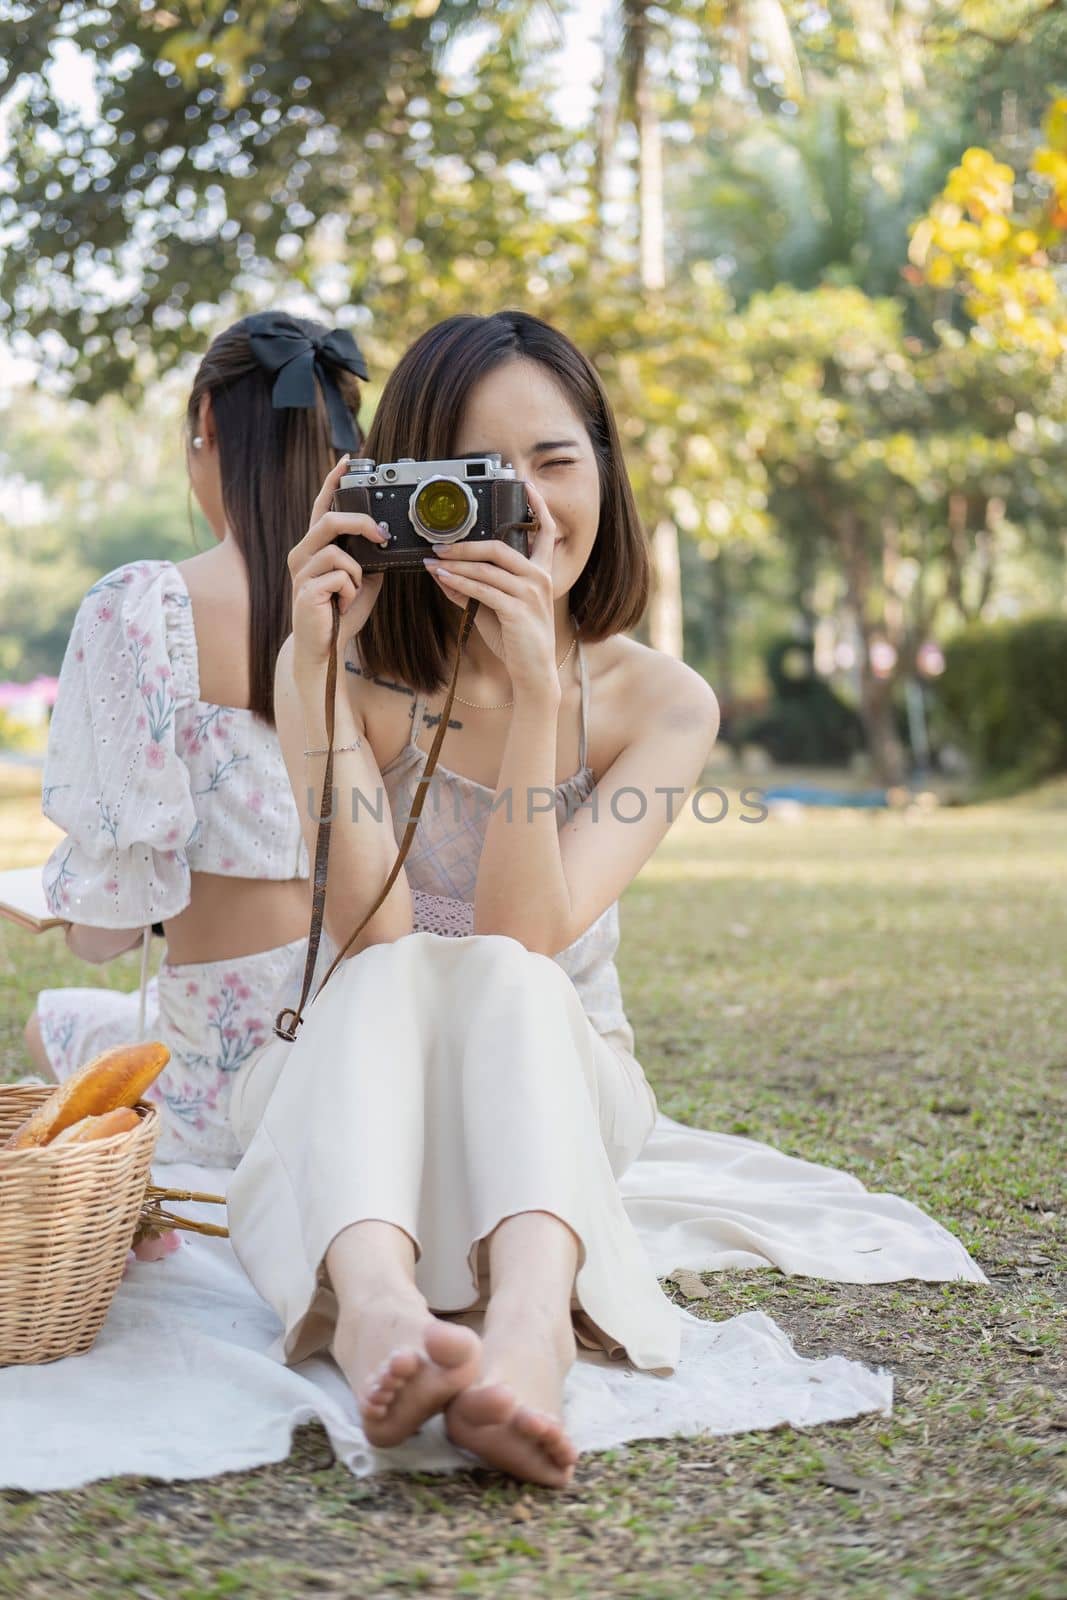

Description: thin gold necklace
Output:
[452,631,578,710]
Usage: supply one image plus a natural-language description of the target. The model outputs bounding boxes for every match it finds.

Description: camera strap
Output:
[273,590,480,1042]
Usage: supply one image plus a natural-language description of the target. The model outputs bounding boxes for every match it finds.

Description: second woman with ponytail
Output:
[24,311,371,1167]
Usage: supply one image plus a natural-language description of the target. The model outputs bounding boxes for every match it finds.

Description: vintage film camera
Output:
[332,454,533,573]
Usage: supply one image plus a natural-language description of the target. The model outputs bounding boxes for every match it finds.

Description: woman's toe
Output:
[514,1406,577,1469]
[451,1381,515,1428]
[363,1349,422,1412]
[512,1406,552,1443]
[387,1348,423,1382]
[357,1324,485,1448]
[424,1320,481,1373]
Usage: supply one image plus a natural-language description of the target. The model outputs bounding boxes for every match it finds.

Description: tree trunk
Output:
[592,9,620,259]
[856,667,906,788]
[790,533,818,636]
[835,502,906,785]
[649,518,684,659]
[632,10,665,294]
[708,550,735,708]
[627,0,682,656]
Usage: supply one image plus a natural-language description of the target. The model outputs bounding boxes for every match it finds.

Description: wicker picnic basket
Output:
[0,1083,160,1366]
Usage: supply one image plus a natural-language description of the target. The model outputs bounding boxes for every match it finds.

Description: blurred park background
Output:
[1,0,1066,800]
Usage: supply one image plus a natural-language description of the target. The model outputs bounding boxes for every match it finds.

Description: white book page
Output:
[0,865,64,932]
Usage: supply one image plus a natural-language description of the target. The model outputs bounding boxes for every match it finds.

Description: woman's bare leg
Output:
[326,1220,481,1448]
[23,1011,58,1082]
[445,1210,580,1488]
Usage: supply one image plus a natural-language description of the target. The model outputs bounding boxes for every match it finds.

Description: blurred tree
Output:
[607,0,810,659]
[0,387,206,676]
[0,0,575,395]
[723,284,1067,780]
[2,0,1064,796]
[908,98,1067,358]
[673,93,957,303]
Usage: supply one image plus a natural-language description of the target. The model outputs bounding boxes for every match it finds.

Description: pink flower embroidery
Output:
[247,790,264,815]
[155,664,171,682]
[75,647,85,663]
[223,971,241,987]
[136,713,148,731]
[145,742,165,770]
[220,856,235,871]
[185,981,200,996]
[104,878,119,894]
[98,605,113,622]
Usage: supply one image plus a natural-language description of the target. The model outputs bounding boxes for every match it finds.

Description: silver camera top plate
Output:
[341,454,516,489]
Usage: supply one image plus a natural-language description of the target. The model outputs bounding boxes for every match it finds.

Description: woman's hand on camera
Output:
[288,455,389,690]
[424,480,562,700]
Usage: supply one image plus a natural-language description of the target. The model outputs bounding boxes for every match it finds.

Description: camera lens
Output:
[416,480,467,532]
[409,477,477,544]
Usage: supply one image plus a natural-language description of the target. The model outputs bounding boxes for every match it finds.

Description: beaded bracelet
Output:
[303,739,363,757]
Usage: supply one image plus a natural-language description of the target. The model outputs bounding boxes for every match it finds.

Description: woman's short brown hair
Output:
[355,310,650,693]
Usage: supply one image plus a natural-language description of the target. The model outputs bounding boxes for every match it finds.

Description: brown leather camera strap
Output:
[273,589,482,1042]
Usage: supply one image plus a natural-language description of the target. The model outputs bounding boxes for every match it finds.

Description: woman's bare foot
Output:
[444,1299,578,1488]
[332,1292,482,1448]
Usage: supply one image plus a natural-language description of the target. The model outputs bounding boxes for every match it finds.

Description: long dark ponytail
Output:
[185,314,364,725]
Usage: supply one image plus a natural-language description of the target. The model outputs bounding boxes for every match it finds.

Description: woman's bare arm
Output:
[475,654,719,956]
[62,923,146,965]
[275,634,413,958]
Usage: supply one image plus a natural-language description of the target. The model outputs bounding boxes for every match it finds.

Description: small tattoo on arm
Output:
[343,658,462,731]
[344,661,415,698]
[424,710,464,731]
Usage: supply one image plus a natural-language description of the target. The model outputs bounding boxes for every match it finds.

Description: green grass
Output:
[1,768,1065,1598]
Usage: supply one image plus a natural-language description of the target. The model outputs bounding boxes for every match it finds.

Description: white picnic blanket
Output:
[0,1113,987,1491]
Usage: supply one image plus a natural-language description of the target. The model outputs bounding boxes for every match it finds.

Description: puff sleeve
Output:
[41,561,200,928]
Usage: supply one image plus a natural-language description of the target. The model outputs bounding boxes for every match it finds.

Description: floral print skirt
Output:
[35,935,308,1167]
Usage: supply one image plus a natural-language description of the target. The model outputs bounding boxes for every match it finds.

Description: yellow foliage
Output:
[909,103,1067,358]
[1042,96,1067,153]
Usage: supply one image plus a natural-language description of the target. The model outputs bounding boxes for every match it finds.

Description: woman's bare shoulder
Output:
[590,634,718,724]
[175,548,252,706]
[582,634,718,783]
[338,634,421,768]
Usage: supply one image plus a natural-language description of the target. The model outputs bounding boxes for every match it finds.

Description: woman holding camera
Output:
[226,310,720,1488]
[24,311,368,1167]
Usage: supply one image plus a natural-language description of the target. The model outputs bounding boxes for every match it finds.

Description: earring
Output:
[191,435,204,450]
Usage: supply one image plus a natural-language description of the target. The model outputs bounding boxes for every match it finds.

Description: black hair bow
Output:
[244,310,368,453]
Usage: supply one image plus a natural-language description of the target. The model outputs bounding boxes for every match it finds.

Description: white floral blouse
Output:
[42,559,309,925]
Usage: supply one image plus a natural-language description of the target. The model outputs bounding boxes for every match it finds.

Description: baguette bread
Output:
[50,1108,141,1145]
[2,1041,170,1151]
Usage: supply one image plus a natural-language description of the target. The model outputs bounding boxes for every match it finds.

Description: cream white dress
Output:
[226,639,684,1374]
